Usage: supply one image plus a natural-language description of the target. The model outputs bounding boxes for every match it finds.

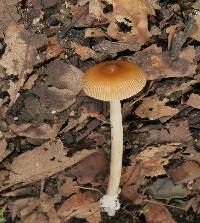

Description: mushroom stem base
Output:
[101,100,123,216]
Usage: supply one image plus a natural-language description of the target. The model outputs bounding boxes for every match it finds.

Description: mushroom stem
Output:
[100,100,123,216]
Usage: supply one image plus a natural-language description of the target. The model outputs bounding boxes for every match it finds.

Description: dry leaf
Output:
[70,42,98,60]
[135,96,179,120]
[59,177,79,197]
[106,0,156,45]
[9,140,96,185]
[129,45,196,80]
[189,11,200,42]
[84,28,106,38]
[23,212,48,223]
[148,177,189,200]
[0,138,8,162]
[186,93,200,109]
[121,159,145,204]
[144,202,177,223]
[40,192,61,223]
[136,143,180,177]
[0,23,46,105]
[57,191,101,223]
[0,0,20,38]
[18,123,58,140]
[167,160,200,184]
[137,120,193,145]
[46,36,64,59]
[67,150,109,186]
[23,73,39,90]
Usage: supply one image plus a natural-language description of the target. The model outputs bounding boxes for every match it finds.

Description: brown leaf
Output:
[84,28,106,38]
[67,150,109,186]
[135,96,179,120]
[46,36,64,59]
[0,23,46,105]
[148,177,189,200]
[0,0,20,38]
[106,0,157,45]
[23,212,48,223]
[137,120,193,145]
[40,192,61,223]
[189,11,200,42]
[121,159,145,204]
[144,202,177,223]
[186,93,200,109]
[70,42,98,60]
[0,138,8,163]
[59,177,79,197]
[129,45,196,80]
[9,140,96,185]
[57,191,101,223]
[23,73,39,90]
[167,160,200,184]
[136,143,180,177]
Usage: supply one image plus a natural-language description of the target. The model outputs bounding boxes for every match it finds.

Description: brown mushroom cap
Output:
[82,60,146,101]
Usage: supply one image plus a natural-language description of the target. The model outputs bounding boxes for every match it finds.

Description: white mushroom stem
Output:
[100,100,123,216]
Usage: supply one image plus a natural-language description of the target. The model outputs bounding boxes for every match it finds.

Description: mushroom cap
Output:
[82,60,146,101]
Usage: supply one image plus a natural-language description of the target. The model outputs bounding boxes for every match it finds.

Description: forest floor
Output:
[0,0,200,223]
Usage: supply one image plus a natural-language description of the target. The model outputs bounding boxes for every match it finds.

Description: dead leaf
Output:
[136,120,193,145]
[18,123,58,140]
[59,177,79,197]
[8,197,40,221]
[70,42,98,60]
[186,196,200,214]
[23,73,39,90]
[106,0,157,45]
[46,36,64,59]
[144,202,177,223]
[67,150,109,186]
[166,22,183,50]
[136,143,180,177]
[0,23,46,105]
[84,28,106,38]
[40,192,61,223]
[148,177,189,200]
[167,160,200,184]
[23,212,48,223]
[9,139,96,185]
[189,11,200,42]
[57,191,101,223]
[0,0,20,38]
[135,96,179,120]
[128,45,196,80]
[121,159,145,204]
[0,138,8,162]
[186,93,200,109]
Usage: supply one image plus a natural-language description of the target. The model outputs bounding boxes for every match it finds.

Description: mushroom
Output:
[82,60,146,216]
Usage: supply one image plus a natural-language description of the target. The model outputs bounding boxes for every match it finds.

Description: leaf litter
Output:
[0,0,200,223]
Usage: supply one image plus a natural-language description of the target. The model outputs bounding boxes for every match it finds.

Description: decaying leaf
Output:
[129,45,196,80]
[136,120,193,145]
[189,11,200,42]
[59,177,79,197]
[46,36,64,59]
[70,42,98,60]
[0,23,46,105]
[40,192,61,223]
[106,0,157,45]
[148,177,189,200]
[67,150,109,186]
[57,191,101,223]
[167,160,200,184]
[136,143,180,177]
[0,138,8,162]
[135,96,179,120]
[186,93,200,109]
[144,202,177,223]
[84,27,106,38]
[9,140,96,185]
